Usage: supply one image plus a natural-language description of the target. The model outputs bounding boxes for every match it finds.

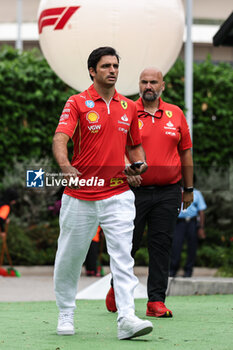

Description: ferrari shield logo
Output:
[121,100,128,110]
[165,110,173,118]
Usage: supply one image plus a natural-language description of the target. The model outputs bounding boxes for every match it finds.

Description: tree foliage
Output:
[0,46,76,175]
[165,57,233,169]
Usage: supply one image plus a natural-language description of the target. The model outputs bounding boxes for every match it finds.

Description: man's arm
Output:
[52,132,81,188]
[0,217,6,238]
[197,210,206,239]
[179,148,193,209]
[125,144,148,175]
[123,155,142,187]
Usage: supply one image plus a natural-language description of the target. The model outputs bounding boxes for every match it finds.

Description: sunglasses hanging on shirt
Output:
[137,109,163,119]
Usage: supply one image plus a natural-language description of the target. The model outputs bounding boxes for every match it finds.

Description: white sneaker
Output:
[57,312,75,335]
[118,315,153,340]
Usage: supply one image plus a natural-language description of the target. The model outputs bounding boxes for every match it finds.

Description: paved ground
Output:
[0,266,232,302]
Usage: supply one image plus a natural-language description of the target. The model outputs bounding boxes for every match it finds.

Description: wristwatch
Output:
[183,187,193,193]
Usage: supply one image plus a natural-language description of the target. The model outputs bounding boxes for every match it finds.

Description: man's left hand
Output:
[182,191,193,209]
[127,175,142,187]
[197,228,206,239]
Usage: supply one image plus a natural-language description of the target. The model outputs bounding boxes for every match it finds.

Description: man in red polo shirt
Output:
[52,47,153,340]
[106,67,193,317]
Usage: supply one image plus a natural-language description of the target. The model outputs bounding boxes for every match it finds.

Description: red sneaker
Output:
[105,287,117,312]
[146,301,173,317]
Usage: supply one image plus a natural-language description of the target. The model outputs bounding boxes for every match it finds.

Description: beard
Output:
[140,88,162,101]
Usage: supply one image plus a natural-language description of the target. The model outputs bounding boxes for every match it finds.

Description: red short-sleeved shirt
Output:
[55,84,141,200]
[135,97,192,186]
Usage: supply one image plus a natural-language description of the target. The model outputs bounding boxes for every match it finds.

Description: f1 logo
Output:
[38,6,80,34]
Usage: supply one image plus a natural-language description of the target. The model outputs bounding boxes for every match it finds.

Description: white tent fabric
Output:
[76,273,147,300]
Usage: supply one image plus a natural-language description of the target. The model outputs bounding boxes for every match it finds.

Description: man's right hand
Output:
[124,161,148,176]
[60,165,82,189]
[53,133,82,189]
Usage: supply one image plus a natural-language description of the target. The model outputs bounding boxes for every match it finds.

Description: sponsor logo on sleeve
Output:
[59,111,70,122]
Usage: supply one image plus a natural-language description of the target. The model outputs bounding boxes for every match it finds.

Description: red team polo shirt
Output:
[55,84,141,200]
[135,97,192,186]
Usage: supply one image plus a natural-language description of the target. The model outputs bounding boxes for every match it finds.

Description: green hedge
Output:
[2,220,59,266]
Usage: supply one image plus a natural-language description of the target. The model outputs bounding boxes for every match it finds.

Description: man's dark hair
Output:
[87,46,120,81]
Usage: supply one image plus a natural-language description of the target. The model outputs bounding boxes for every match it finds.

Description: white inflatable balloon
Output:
[38,0,184,95]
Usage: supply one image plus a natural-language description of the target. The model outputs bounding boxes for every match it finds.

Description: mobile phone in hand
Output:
[130,161,144,170]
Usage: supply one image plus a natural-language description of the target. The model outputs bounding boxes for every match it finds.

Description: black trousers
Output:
[85,241,99,273]
[131,183,182,302]
[170,218,197,277]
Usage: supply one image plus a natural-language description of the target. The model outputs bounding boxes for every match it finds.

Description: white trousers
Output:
[54,190,138,320]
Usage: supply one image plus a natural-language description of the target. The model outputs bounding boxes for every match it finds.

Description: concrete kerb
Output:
[167,276,233,296]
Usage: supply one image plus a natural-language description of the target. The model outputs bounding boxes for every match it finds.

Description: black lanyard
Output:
[137,109,163,119]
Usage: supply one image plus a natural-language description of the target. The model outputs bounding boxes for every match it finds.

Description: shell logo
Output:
[138,119,144,130]
[38,0,185,96]
[86,111,100,123]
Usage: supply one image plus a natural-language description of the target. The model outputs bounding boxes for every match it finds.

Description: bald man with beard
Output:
[106,67,193,318]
